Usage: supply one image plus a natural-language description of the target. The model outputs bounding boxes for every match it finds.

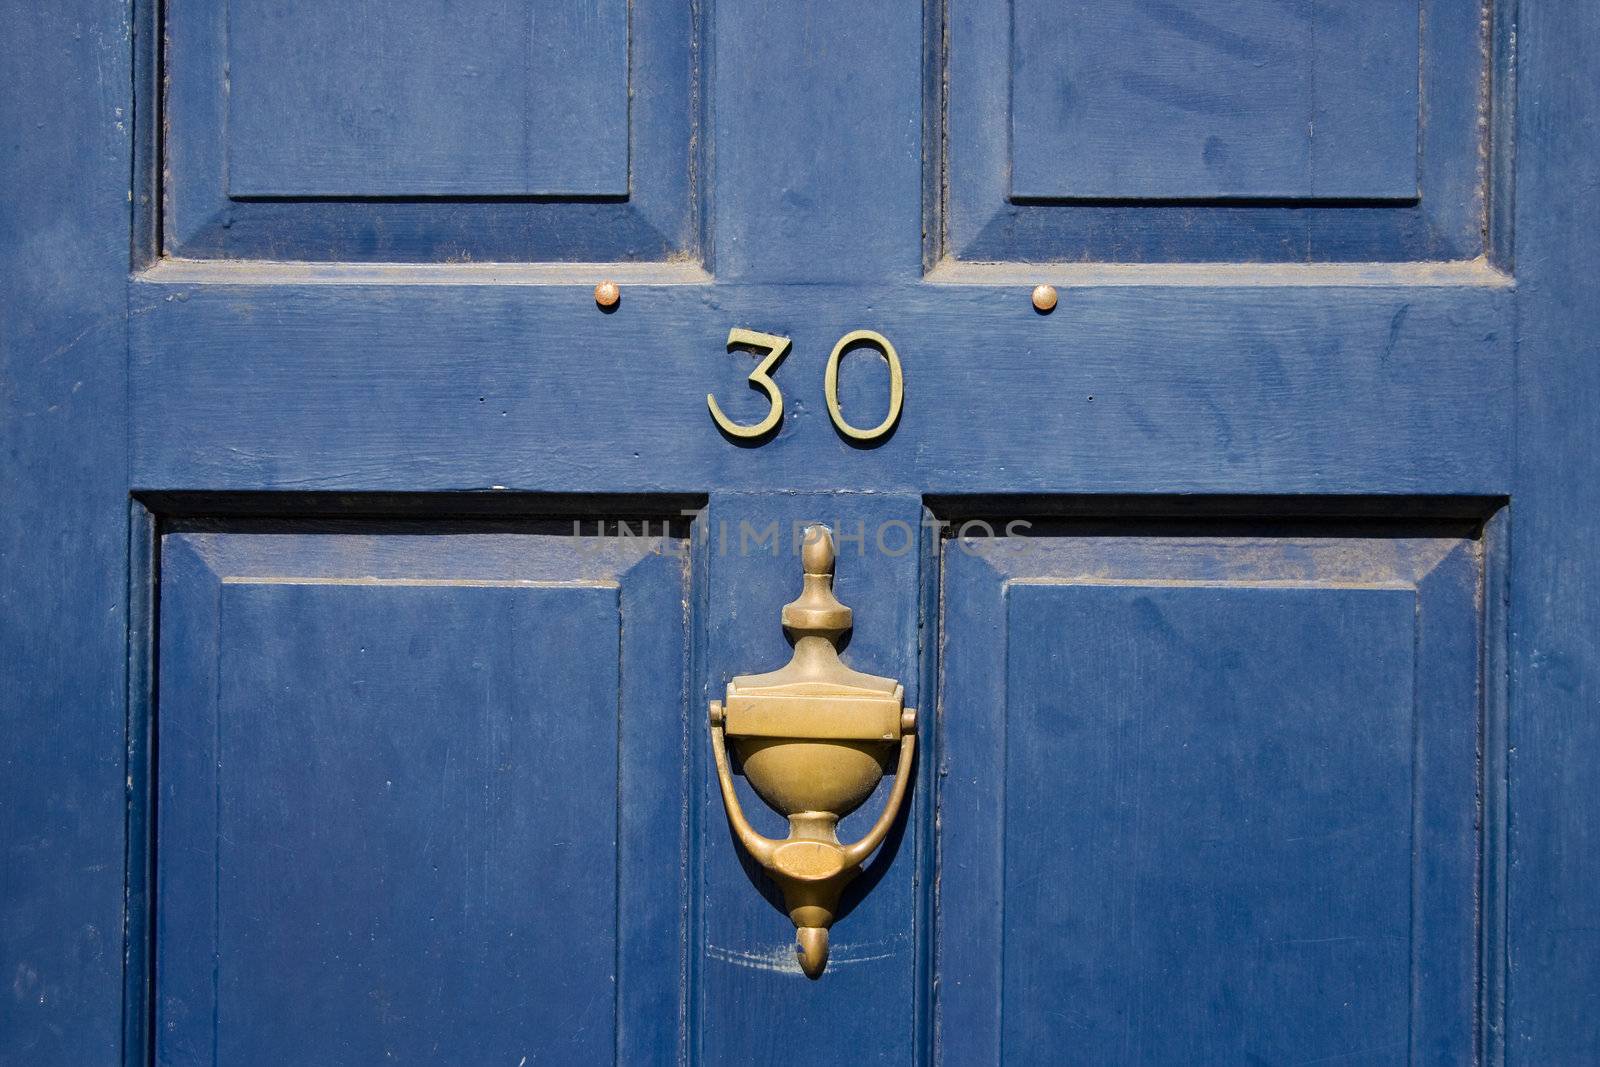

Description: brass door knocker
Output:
[708,526,916,978]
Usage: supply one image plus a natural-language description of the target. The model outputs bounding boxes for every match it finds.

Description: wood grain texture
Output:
[947,0,1487,262]
[709,0,923,281]
[0,3,131,1064]
[938,534,1483,1065]
[156,531,688,1065]
[130,278,1513,496]
[164,0,693,261]
[1508,1,1600,1062]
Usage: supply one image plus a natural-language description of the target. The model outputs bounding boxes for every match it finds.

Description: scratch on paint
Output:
[1381,304,1410,364]
[705,943,804,974]
[706,940,897,975]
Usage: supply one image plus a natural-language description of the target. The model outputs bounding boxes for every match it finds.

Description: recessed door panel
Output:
[155,529,687,1065]
[945,0,1490,262]
[163,0,694,261]
[939,529,1482,1065]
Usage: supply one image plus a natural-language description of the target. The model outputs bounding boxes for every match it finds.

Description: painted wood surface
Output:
[129,278,1513,497]
[709,1,923,282]
[939,532,1483,1064]
[8,0,1600,1063]
[695,493,929,1066]
[1509,2,1600,1063]
[949,0,1488,262]
[1010,0,1420,200]
[156,531,688,1064]
[225,0,629,197]
[164,0,692,261]
[0,2,131,1064]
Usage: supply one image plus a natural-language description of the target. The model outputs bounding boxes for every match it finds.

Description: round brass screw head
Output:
[594,280,621,309]
[1031,283,1058,313]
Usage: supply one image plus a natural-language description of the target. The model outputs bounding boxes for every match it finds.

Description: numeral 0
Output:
[824,330,904,441]
[708,328,904,443]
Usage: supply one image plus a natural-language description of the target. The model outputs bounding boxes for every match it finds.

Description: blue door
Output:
[5,2,1599,1065]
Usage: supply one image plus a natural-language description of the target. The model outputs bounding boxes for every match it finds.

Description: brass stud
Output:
[1031,283,1058,313]
[594,280,621,310]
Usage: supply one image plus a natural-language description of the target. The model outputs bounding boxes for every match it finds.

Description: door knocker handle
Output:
[708,526,916,978]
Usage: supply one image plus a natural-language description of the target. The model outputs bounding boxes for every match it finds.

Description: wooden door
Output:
[3,2,1598,1065]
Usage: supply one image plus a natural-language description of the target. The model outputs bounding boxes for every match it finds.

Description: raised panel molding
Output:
[942,0,1496,263]
[938,530,1487,1063]
[162,0,695,261]
[154,529,688,1064]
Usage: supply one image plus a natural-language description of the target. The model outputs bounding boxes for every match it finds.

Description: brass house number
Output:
[707,328,905,442]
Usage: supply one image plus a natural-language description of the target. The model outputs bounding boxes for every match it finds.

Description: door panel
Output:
[1011,0,1420,201]
[939,529,1483,1065]
[163,0,694,261]
[223,0,629,199]
[949,0,1487,262]
[155,530,687,1064]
